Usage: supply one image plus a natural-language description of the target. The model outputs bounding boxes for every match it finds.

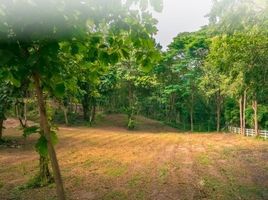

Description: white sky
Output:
[152,0,213,50]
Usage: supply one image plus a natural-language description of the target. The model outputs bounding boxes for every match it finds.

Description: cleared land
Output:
[1,115,268,200]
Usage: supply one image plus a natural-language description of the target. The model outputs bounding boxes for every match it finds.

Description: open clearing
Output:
[1,115,268,200]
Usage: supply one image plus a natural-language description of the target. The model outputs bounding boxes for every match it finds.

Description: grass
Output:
[127,174,143,188]
[203,176,225,193]
[238,185,268,200]
[1,115,268,200]
[222,147,234,157]
[104,165,127,177]
[158,164,169,184]
[201,174,268,200]
[133,190,146,200]
[196,154,212,166]
[71,175,84,185]
[83,158,96,168]
[102,190,127,200]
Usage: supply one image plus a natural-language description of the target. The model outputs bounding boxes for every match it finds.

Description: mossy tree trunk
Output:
[33,73,66,200]
[39,155,53,186]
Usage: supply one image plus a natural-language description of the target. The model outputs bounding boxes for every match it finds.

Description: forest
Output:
[0,0,268,200]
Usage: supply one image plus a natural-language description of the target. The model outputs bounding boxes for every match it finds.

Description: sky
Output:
[152,0,213,50]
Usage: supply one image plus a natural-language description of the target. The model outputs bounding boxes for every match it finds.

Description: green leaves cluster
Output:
[23,126,58,156]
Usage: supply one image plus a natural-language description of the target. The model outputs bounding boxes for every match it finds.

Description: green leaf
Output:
[71,44,79,55]
[40,42,60,56]
[141,58,153,72]
[8,75,21,87]
[35,135,48,156]
[86,48,98,62]
[0,50,14,65]
[120,48,129,59]
[23,126,39,138]
[26,54,38,67]
[90,35,101,45]
[54,83,65,97]
[99,44,108,49]
[0,70,9,80]
[136,52,144,62]
[99,51,110,65]
[109,52,119,65]
[50,130,58,145]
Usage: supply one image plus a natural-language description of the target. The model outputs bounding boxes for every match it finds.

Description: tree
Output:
[206,0,268,134]
[112,13,161,129]
[200,35,232,132]
[0,1,163,199]
[159,31,209,131]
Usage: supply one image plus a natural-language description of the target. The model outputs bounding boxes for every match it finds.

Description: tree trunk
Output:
[252,100,259,136]
[38,116,53,186]
[15,104,19,118]
[39,155,53,186]
[190,106,194,132]
[176,112,181,124]
[82,94,90,121]
[90,98,96,124]
[239,96,243,135]
[243,90,247,135]
[33,73,65,200]
[18,100,28,128]
[0,119,3,140]
[63,107,68,125]
[127,83,135,130]
[75,103,78,114]
[110,95,115,113]
[216,91,221,132]
[207,119,210,132]
[24,99,28,125]
[190,93,194,132]
[128,84,132,108]
[216,104,221,132]
[170,94,176,122]
[19,117,27,128]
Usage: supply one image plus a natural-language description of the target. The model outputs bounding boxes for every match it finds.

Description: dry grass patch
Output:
[1,116,268,200]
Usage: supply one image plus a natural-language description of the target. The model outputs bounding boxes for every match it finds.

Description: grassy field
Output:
[1,115,268,200]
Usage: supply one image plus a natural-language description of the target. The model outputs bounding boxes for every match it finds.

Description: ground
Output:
[1,114,268,200]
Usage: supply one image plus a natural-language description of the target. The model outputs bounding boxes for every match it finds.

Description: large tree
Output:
[0,0,163,199]
[206,0,268,134]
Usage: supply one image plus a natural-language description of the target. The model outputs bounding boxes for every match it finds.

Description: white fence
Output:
[228,127,268,140]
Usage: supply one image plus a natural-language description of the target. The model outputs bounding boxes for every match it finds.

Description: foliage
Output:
[0,0,268,198]
[0,82,13,122]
